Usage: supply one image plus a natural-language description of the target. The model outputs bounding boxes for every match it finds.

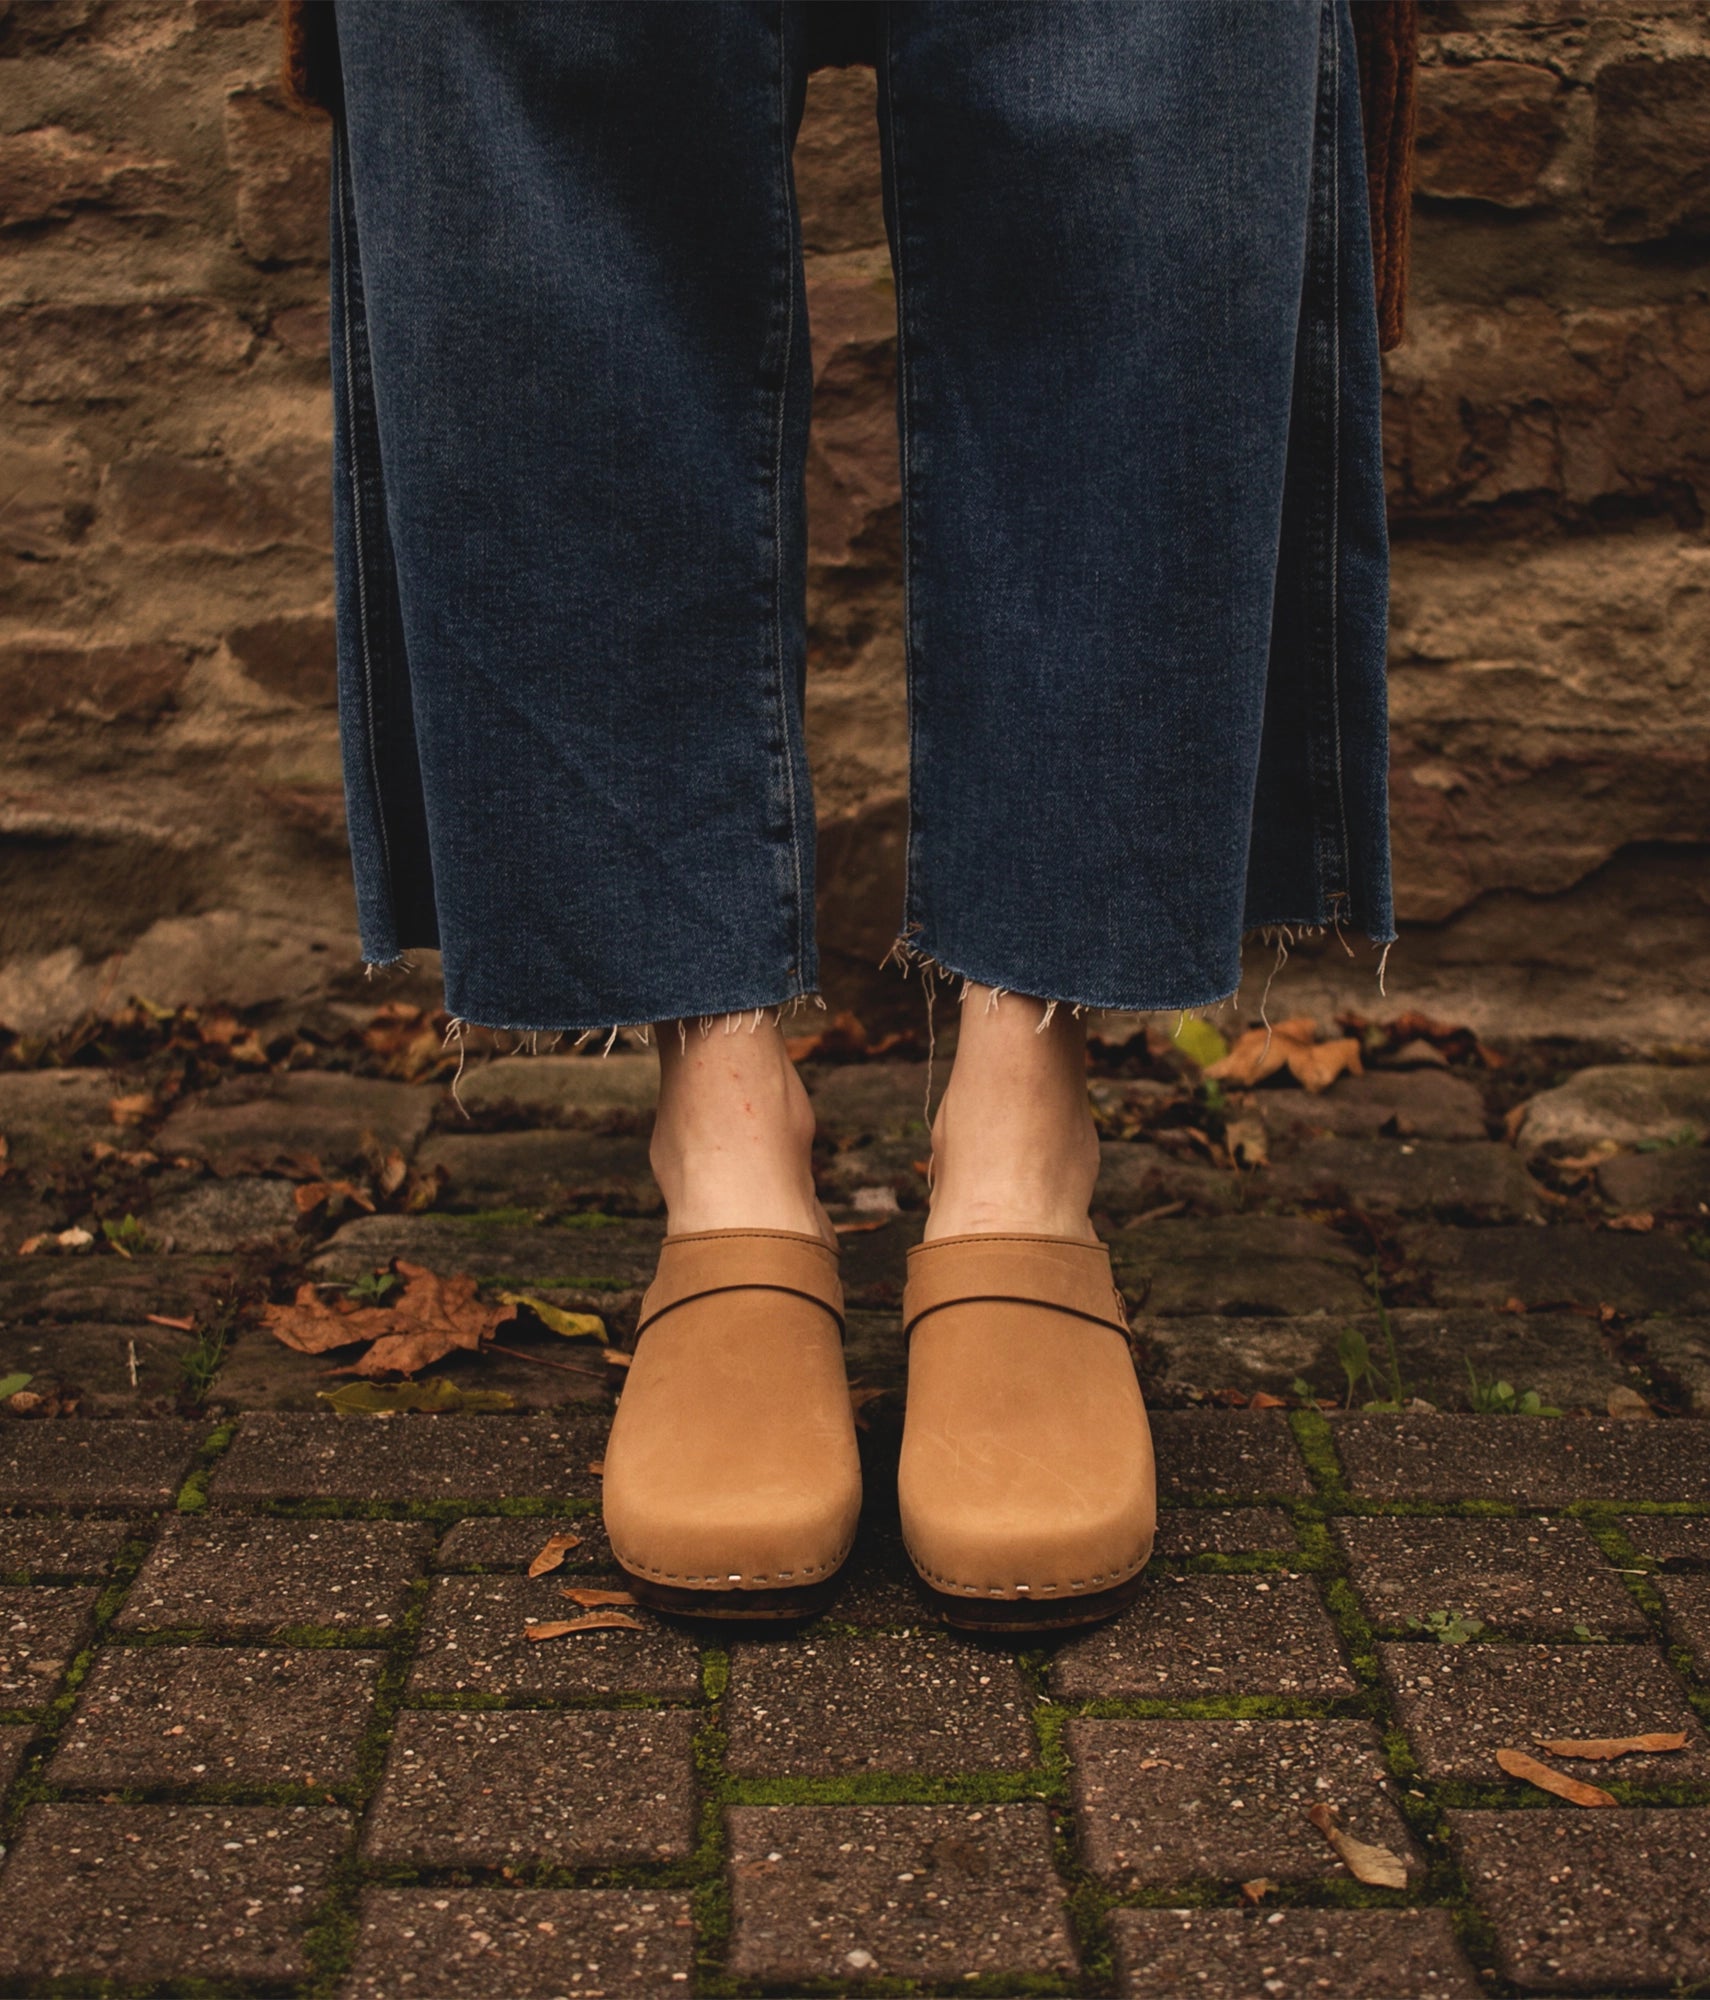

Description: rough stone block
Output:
[0,1804,349,1983]
[406,1576,700,1699]
[0,1317,194,1416]
[1110,1907,1481,2000]
[145,1176,301,1253]
[1598,1145,1710,1214]
[416,1130,658,1214]
[1270,1140,1545,1220]
[1592,57,1710,243]
[338,1888,694,1997]
[1148,1412,1312,1499]
[309,1213,663,1296]
[210,1412,606,1507]
[1337,1517,1648,1637]
[1255,1069,1487,1144]
[1153,1508,1299,1558]
[0,300,257,404]
[1333,1414,1710,1504]
[1068,1717,1419,1887]
[1412,59,1561,207]
[435,1514,607,1570]
[1515,1065,1710,1161]
[1112,1217,1369,1318]
[726,1804,1077,1983]
[726,1629,1036,1775]
[227,610,337,708]
[0,1419,200,1506]
[0,1586,100,1703]
[453,1052,657,1120]
[114,1517,432,1635]
[1451,1808,1710,1991]
[1052,1574,1354,1700]
[50,1646,382,1789]
[1397,1223,1710,1316]
[155,1073,435,1175]
[1619,1514,1710,1566]
[1144,1308,1626,1410]
[0,1068,122,1172]
[0,1516,130,1577]
[224,84,331,263]
[362,1710,696,1869]
[1646,1318,1710,1415]
[1378,1641,1710,1784]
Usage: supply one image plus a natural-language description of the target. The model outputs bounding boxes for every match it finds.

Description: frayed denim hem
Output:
[424,990,829,1118]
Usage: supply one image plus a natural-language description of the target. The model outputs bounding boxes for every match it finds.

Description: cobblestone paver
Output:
[3,1041,1709,1992]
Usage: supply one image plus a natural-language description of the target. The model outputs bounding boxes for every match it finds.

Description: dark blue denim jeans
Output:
[328,0,1393,1036]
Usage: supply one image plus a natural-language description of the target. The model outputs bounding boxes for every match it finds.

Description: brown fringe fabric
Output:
[278,0,1416,351]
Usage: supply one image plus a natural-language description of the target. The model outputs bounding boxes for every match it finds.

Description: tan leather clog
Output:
[601,1226,861,1619]
[897,1230,1155,1631]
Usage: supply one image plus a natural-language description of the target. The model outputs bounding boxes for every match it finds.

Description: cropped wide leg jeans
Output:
[327,0,1395,1036]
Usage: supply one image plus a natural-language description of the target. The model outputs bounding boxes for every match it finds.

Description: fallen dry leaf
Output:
[1532,1733,1687,1761]
[1239,1878,1277,1905]
[1607,1385,1655,1420]
[1495,1748,1618,1806]
[108,1093,154,1126]
[1206,1020,1313,1088]
[527,1532,583,1578]
[524,1612,643,1640]
[264,1260,519,1376]
[496,1291,607,1341]
[145,1313,196,1333]
[561,1587,637,1608]
[1605,1212,1655,1234]
[1249,1391,1290,1410]
[294,1179,376,1217]
[1306,1802,1409,1886]
[376,1148,409,1198]
[601,1346,632,1369]
[587,1458,605,1476]
[1286,1036,1364,1094]
[834,1217,893,1235]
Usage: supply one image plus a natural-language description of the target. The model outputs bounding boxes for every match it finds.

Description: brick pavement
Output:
[2,1039,1709,1993]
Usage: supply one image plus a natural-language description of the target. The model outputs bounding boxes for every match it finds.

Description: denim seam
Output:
[881,12,923,947]
[769,2,808,985]
[330,119,397,929]
[1325,0,1355,908]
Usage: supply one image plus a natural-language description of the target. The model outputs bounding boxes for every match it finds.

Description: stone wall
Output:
[1,0,1706,1038]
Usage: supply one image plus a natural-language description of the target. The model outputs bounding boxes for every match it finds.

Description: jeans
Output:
[327,0,1394,1035]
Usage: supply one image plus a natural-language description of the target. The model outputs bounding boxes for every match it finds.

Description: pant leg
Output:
[875,0,1393,1014]
[328,2,818,1031]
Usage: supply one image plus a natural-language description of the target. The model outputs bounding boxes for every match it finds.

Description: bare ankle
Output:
[650,1012,833,1245]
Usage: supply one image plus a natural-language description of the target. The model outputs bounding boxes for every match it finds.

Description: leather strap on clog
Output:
[902,1231,1131,1346]
[635,1228,846,1342]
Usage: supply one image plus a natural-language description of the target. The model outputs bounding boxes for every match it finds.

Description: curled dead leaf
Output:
[1305,1802,1409,1887]
[496,1291,607,1341]
[1495,1747,1618,1807]
[1239,1878,1277,1905]
[561,1586,637,1608]
[524,1612,643,1640]
[1287,1035,1363,1094]
[527,1532,583,1578]
[1532,1732,1687,1761]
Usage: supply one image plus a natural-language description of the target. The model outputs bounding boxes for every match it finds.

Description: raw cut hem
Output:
[881,918,1395,1026]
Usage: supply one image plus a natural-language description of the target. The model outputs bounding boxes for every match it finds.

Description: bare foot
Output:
[922,984,1100,1243]
[650,1013,837,1249]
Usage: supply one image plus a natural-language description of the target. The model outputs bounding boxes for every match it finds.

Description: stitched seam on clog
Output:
[904,1544,1151,1598]
[612,1533,856,1588]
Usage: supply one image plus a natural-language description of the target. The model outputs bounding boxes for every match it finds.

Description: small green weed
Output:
[100,1213,156,1255]
[1635,1126,1700,1153]
[1405,1608,1486,1644]
[1338,1268,1410,1410]
[1465,1360,1562,1416]
[346,1270,403,1306]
